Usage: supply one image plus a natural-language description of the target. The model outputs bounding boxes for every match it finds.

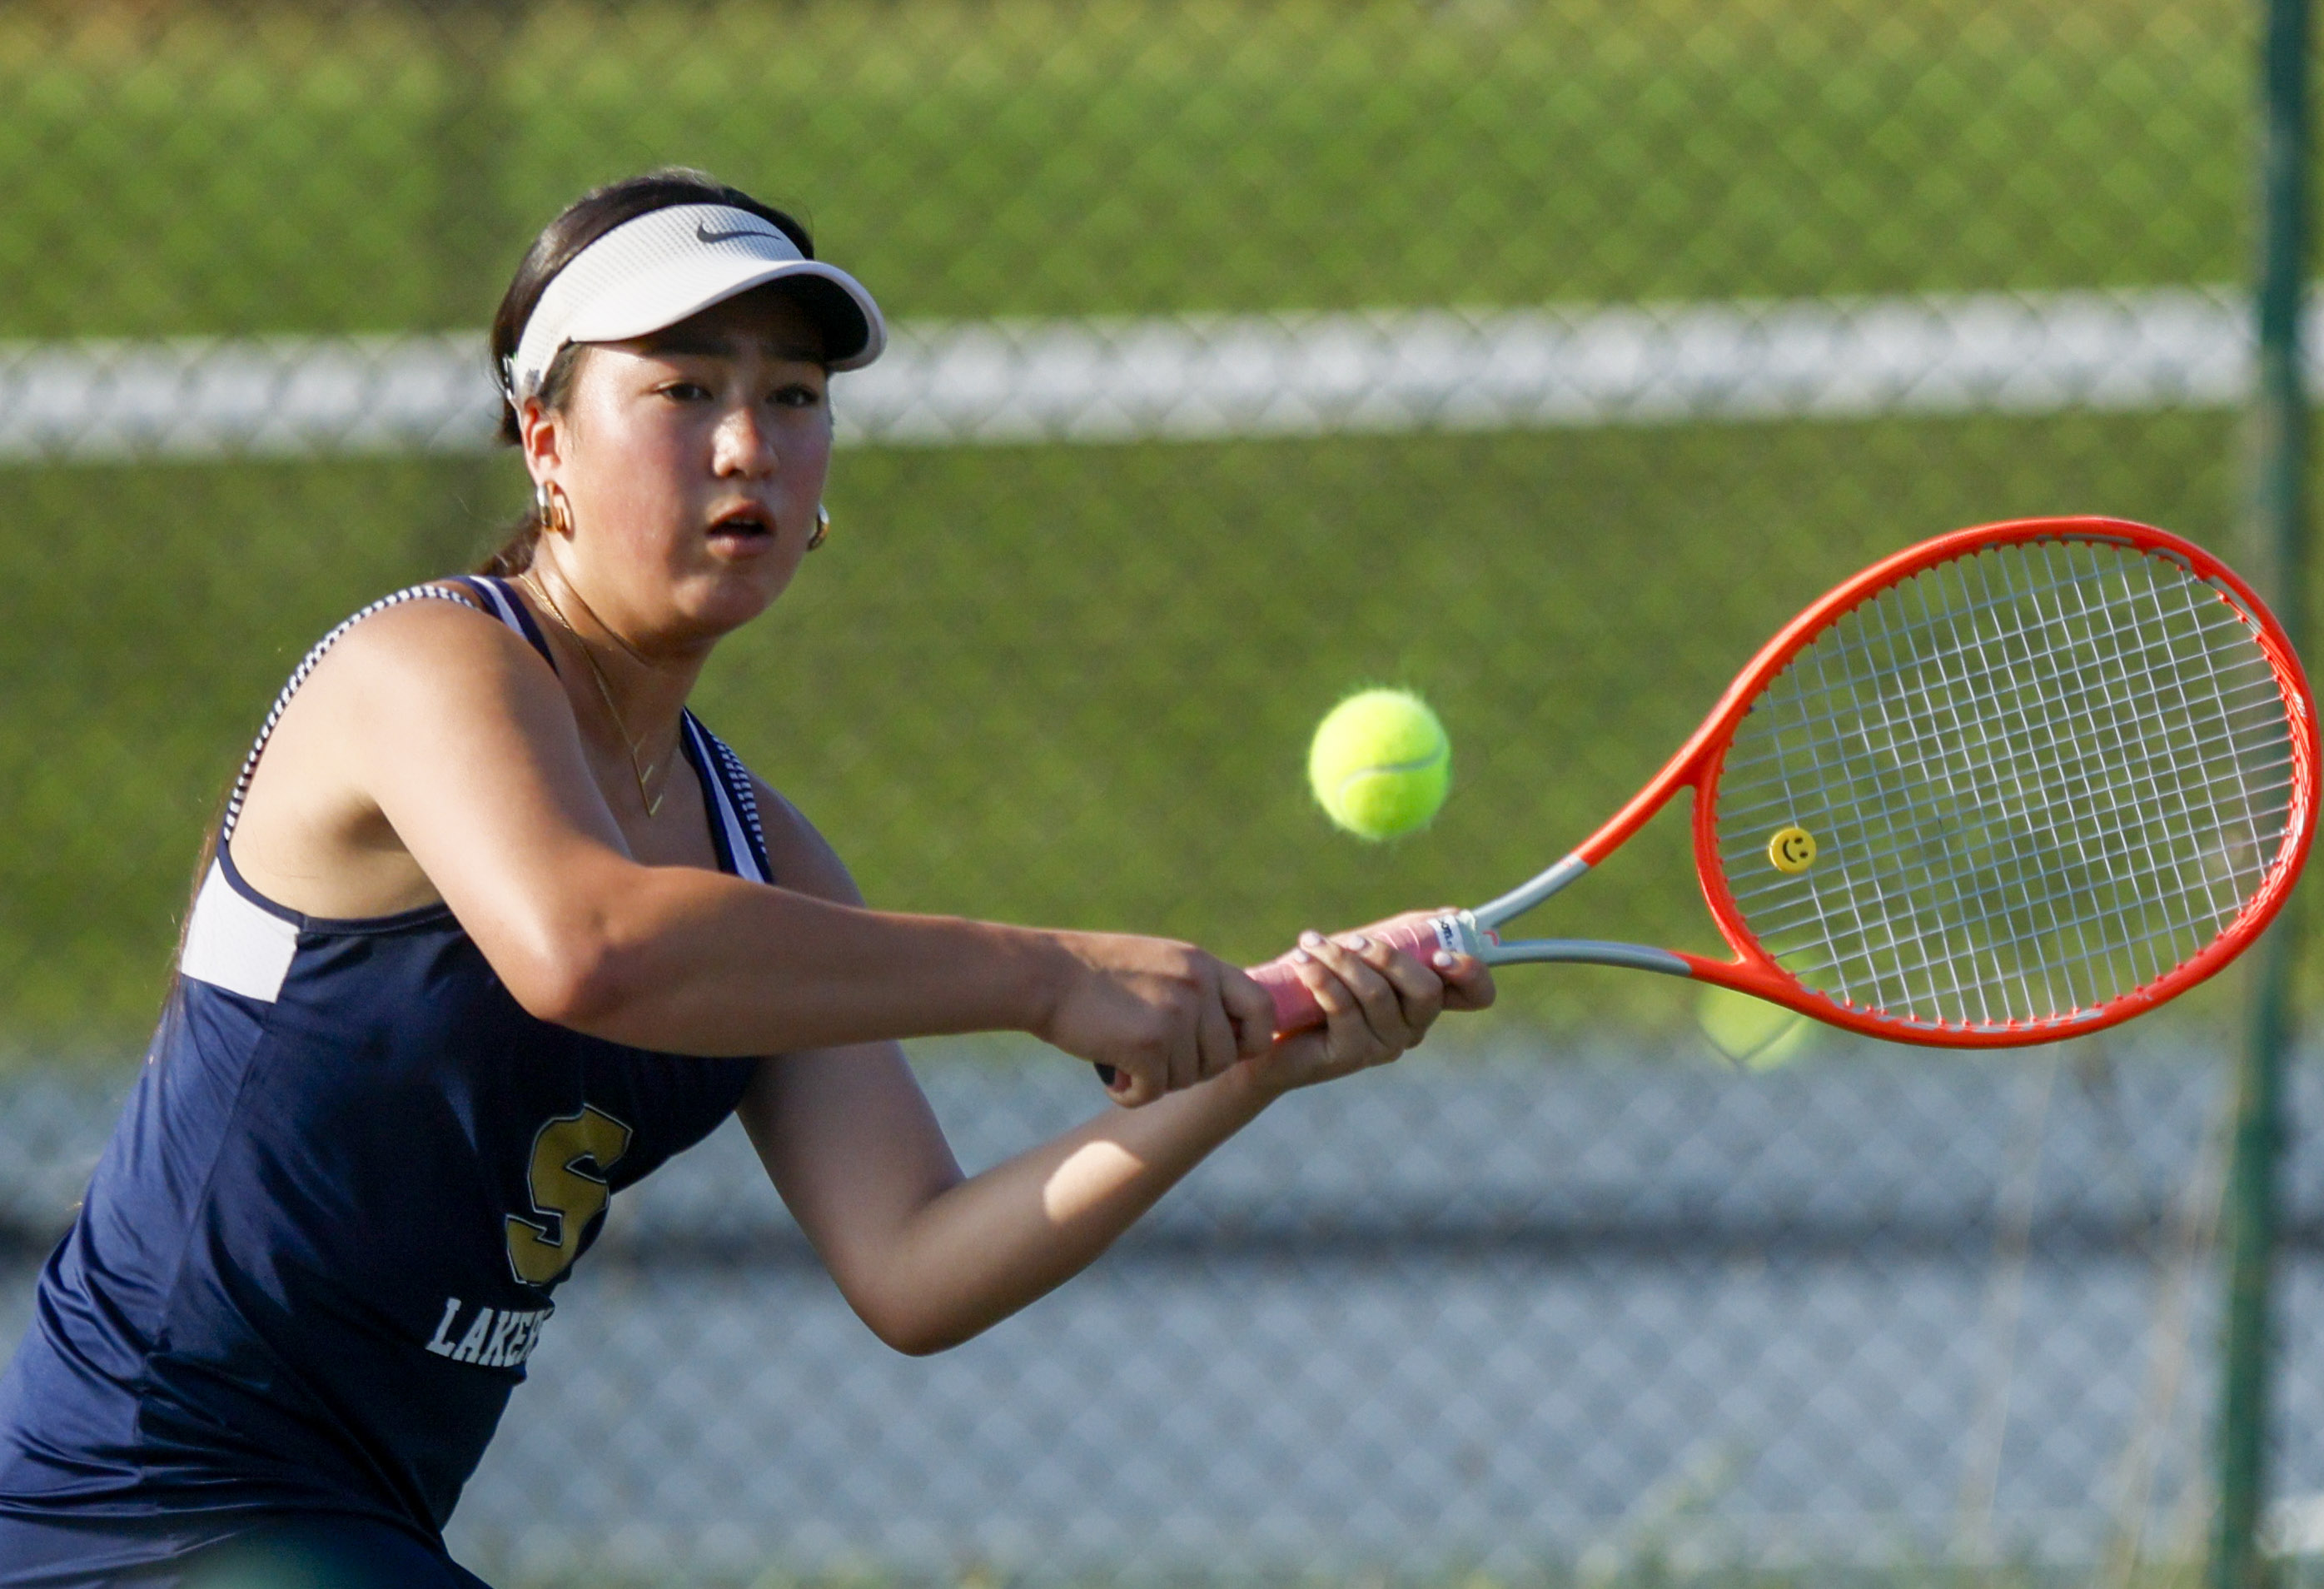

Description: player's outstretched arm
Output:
[743,867,1495,1354]
[290,600,1270,1102]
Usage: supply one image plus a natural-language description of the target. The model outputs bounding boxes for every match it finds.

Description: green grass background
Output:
[0,0,2287,1056]
[0,0,2255,335]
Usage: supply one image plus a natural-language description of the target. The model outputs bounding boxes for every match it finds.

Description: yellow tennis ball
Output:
[1307,688,1451,840]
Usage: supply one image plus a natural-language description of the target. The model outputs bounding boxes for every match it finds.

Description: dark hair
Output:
[476,168,816,577]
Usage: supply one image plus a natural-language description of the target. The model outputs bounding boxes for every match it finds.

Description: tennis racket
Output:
[1251,517,2317,1047]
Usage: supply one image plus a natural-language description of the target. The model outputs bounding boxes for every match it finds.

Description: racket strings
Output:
[1711,538,2298,1030]
[1808,555,2281,1019]
[1719,673,2289,849]
[1794,545,2287,1017]
[1721,675,2292,925]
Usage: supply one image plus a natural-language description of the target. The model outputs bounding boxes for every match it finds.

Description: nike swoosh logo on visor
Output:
[696,222,771,245]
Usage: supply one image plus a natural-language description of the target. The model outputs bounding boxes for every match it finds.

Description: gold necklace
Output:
[520,571,677,818]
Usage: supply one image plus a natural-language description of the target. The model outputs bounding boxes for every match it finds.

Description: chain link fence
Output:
[0,1038,2316,1583]
[2,0,2315,1582]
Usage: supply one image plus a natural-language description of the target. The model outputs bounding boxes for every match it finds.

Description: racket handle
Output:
[1092,966,1333,1093]
[1246,914,1466,1034]
[1092,912,1485,1091]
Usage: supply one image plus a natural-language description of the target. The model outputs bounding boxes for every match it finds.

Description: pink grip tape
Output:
[1245,917,1453,1035]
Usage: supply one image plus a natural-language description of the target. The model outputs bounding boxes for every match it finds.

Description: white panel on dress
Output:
[178,861,299,1004]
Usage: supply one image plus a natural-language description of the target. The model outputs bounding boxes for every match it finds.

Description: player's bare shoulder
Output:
[230,585,560,919]
[313,585,549,701]
[247,590,545,788]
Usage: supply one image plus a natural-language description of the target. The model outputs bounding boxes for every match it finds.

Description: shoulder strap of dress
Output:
[680,715,774,884]
[445,575,558,671]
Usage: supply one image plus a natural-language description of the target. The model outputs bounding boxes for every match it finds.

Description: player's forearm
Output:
[536,865,1065,1054]
[856,1065,1273,1355]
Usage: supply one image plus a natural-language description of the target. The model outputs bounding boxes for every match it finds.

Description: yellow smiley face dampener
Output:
[1768,825,1818,873]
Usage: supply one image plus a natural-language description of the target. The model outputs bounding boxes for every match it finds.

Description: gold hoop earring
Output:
[808,503,829,551]
[535,482,574,537]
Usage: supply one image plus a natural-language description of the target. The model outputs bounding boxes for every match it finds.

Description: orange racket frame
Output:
[1248,517,2319,1047]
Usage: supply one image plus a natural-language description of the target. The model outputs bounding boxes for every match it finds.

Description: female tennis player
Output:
[0,170,1492,1587]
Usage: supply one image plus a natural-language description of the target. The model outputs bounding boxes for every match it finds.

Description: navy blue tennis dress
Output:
[0,578,767,1585]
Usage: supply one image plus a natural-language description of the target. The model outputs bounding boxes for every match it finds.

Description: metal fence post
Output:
[2213,3,2310,1587]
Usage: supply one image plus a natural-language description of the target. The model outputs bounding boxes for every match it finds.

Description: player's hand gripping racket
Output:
[1251,518,2317,1046]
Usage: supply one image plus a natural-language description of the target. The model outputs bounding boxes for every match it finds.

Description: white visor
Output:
[505,202,887,404]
